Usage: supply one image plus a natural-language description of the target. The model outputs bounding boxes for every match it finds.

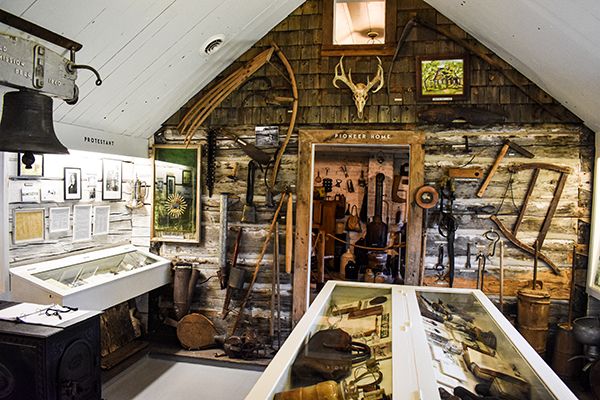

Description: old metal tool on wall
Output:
[242,161,258,223]
[219,128,271,166]
[231,192,291,335]
[438,182,457,287]
[416,186,439,285]
[221,227,244,318]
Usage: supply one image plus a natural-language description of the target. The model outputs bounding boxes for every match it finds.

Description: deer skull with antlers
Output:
[333,56,384,119]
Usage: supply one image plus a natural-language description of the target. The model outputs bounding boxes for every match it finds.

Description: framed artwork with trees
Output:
[416,54,469,102]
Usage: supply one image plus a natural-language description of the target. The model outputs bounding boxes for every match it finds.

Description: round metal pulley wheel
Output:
[416,186,439,209]
[240,341,257,360]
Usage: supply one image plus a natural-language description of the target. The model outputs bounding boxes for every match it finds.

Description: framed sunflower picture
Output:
[151,145,201,243]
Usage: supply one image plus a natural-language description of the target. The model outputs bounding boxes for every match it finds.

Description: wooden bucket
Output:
[551,323,583,379]
[517,288,550,357]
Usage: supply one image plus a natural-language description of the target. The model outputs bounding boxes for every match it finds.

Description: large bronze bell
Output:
[0,90,69,167]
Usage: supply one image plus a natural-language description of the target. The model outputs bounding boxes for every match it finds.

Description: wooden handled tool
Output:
[286,192,293,273]
[499,240,504,313]
[271,222,279,341]
[348,305,383,319]
[477,139,534,197]
[221,227,243,318]
[219,129,272,166]
[230,192,288,335]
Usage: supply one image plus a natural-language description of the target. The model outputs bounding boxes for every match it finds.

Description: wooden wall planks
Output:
[152,0,592,350]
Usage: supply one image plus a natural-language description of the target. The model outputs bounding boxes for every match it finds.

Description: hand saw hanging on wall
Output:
[490,163,573,276]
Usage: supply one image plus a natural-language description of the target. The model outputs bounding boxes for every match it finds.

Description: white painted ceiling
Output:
[424,0,600,133]
[0,0,598,157]
[0,0,306,157]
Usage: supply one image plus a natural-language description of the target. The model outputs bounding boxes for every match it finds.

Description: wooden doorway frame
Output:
[292,129,425,325]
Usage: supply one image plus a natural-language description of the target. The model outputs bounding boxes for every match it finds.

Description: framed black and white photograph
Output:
[18,153,43,177]
[167,174,175,196]
[64,167,82,200]
[255,126,279,146]
[103,159,122,200]
[87,174,97,200]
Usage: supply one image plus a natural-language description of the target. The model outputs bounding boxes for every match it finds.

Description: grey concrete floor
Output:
[101,353,265,400]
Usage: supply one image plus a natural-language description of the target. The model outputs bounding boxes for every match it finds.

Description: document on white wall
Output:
[93,205,110,236]
[49,207,70,233]
[73,205,92,242]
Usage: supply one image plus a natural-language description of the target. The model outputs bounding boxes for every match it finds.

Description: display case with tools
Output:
[10,244,171,311]
[246,281,577,400]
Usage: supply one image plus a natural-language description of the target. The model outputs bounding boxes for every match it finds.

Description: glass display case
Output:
[10,244,171,310]
[246,281,577,400]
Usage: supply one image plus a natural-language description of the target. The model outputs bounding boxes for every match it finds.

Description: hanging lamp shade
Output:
[0,90,69,161]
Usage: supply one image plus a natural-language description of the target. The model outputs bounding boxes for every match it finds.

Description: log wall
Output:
[151,0,593,354]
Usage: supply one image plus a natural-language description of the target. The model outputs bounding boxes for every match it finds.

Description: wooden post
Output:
[316,231,325,285]
[499,240,504,313]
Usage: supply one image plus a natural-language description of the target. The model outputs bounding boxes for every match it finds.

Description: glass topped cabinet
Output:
[10,244,171,310]
[246,281,577,400]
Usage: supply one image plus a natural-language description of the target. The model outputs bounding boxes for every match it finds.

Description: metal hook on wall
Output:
[484,228,500,259]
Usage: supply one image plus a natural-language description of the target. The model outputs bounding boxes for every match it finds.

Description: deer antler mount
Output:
[333,56,384,119]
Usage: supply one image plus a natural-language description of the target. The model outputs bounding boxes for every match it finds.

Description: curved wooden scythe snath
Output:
[267,42,298,191]
[491,163,573,275]
[178,46,275,145]
[177,42,297,190]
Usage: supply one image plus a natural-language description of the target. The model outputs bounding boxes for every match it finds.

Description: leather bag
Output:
[291,328,371,383]
[345,205,361,232]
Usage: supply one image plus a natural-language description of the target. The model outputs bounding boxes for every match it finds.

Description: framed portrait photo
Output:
[64,167,82,200]
[416,54,470,102]
[102,159,122,200]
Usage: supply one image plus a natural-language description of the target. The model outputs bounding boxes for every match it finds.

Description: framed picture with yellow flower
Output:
[151,145,201,243]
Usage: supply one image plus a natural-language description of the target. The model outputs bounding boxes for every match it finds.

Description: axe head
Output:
[505,139,535,158]
[241,204,256,223]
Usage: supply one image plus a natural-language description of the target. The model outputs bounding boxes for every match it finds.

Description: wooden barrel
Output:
[517,288,550,357]
[551,323,583,379]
